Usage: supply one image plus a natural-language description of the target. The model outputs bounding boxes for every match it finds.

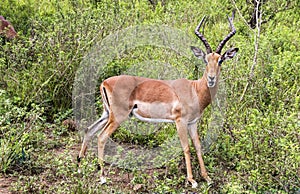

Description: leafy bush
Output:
[0,90,45,173]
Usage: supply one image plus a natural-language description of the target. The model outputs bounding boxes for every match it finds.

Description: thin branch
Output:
[250,0,262,78]
[240,0,262,101]
[231,0,254,32]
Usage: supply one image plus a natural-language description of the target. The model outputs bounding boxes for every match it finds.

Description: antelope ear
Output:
[191,46,206,59]
[222,47,239,61]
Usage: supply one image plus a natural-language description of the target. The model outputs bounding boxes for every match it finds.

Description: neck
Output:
[193,76,219,111]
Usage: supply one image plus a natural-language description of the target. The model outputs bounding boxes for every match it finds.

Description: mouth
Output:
[208,81,215,88]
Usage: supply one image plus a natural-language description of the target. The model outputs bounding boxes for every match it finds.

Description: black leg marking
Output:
[129,104,138,117]
[102,87,110,107]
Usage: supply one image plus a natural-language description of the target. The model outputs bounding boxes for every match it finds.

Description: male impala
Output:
[78,12,238,188]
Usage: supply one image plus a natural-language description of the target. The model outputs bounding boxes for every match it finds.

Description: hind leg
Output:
[77,110,109,172]
[96,116,121,184]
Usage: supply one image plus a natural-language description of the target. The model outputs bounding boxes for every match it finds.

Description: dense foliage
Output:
[0,0,299,193]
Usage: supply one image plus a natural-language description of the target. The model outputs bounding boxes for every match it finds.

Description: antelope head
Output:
[191,12,239,88]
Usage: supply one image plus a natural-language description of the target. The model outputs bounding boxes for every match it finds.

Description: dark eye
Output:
[218,58,223,65]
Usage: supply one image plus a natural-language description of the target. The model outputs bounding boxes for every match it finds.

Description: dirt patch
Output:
[0,176,16,194]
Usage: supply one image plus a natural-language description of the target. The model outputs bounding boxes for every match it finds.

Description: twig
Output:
[231,0,254,32]
[240,0,262,102]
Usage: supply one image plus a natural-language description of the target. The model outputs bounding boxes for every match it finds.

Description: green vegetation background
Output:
[0,0,299,193]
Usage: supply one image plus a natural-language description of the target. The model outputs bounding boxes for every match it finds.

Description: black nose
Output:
[208,76,215,81]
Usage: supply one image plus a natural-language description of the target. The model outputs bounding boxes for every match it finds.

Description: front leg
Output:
[175,119,198,188]
[188,123,212,185]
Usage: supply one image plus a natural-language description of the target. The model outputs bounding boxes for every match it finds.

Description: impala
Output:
[78,11,238,188]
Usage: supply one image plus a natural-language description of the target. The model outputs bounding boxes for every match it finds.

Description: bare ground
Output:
[0,176,16,194]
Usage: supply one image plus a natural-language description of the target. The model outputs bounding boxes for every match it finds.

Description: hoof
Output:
[188,178,198,188]
[77,168,82,174]
[191,181,198,188]
[206,176,213,186]
[100,176,107,185]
